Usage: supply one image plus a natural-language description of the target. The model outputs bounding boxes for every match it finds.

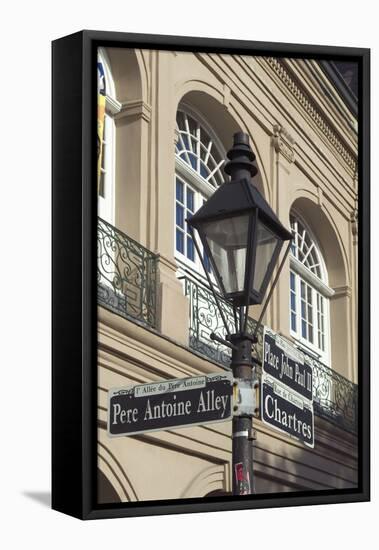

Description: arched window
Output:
[97,49,117,224]
[289,213,333,365]
[174,107,225,274]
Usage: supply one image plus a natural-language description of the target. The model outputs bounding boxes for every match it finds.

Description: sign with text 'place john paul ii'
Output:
[108,373,233,437]
[261,327,314,448]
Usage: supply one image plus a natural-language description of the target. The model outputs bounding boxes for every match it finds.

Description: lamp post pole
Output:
[187,132,293,496]
[230,333,255,495]
[225,133,257,495]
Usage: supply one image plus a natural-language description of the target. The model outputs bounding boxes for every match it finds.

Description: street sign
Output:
[261,327,314,448]
[261,376,314,447]
[263,329,312,400]
[108,372,233,437]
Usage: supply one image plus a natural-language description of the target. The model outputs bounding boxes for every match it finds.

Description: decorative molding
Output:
[222,84,231,109]
[332,285,352,298]
[290,256,335,298]
[181,464,228,498]
[272,124,296,163]
[317,186,323,207]
[115,99,152,123]
[350,207,358,238]
[266,58,357,173]
[105,95,122,116]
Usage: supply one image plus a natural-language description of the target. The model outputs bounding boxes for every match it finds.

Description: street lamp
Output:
[187,132,292,496]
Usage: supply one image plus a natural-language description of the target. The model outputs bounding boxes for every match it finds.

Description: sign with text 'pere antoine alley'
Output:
[108,373,233,437]
[261,327,314,448]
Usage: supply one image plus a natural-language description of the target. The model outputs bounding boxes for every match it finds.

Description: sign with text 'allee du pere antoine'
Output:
[261,327,314,448]
[108,372,233,437]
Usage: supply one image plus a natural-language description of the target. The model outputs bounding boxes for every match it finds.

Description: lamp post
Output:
[187,132,292,496]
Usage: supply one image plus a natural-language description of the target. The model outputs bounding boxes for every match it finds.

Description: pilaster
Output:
[270,124,296,336]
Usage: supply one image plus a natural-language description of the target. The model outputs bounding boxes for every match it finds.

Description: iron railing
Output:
[97,218,158,328]
[182,275,358,434]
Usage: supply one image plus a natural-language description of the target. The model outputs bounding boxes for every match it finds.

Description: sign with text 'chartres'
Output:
[261,327,314,448]
[108,373,233,437]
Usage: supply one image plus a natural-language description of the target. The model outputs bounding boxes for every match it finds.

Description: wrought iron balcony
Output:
[97,218,158,328]
[182,275,358,434]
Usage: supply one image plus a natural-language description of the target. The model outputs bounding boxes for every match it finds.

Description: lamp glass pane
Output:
[202,215,249,294]
[253,220,281,293]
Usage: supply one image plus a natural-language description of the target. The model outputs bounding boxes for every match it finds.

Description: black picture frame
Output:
[52,30,370,520]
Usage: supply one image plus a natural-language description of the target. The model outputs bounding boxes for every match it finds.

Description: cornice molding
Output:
[115,99,152,123]
[290,256,335,298]
[332,285,352,298]
[266,58,356,173]
[105,95,122,116]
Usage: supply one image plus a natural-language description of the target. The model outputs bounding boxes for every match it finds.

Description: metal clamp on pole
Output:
[233,377,260,418]
[233,378,256,416]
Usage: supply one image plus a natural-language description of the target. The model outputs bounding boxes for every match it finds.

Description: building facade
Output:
[97,47,358,503]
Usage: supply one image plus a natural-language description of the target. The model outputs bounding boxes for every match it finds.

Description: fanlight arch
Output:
[176,107,226,189]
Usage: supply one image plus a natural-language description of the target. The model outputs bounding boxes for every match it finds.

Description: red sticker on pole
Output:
[235,462,251,495]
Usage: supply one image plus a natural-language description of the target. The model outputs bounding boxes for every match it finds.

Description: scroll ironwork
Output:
[182,275,357,434]
[97,218,158,328]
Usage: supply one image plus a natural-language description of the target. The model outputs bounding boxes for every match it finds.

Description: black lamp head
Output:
[187,132,292,306]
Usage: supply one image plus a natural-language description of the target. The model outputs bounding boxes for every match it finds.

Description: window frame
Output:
[174,105,226,281]
[97,48,120,225]
[289,213,334,365]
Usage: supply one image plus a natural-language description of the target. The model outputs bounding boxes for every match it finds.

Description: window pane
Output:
[187,236,195,261]
[200,163,209,179]
[290,271,295,290]
[187,188,194,212]
[307,286,312,302]
[291,292,296,311]
[181,134,190,150]
[204,250,212,273]
[307,305,312,320]
[291,313,297,332]
[301,300,306,318]
[176,179,184,203]
[176,229,184,254]
[302,320,307,338]
[188,153,197,170]
[176,204,184,228]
